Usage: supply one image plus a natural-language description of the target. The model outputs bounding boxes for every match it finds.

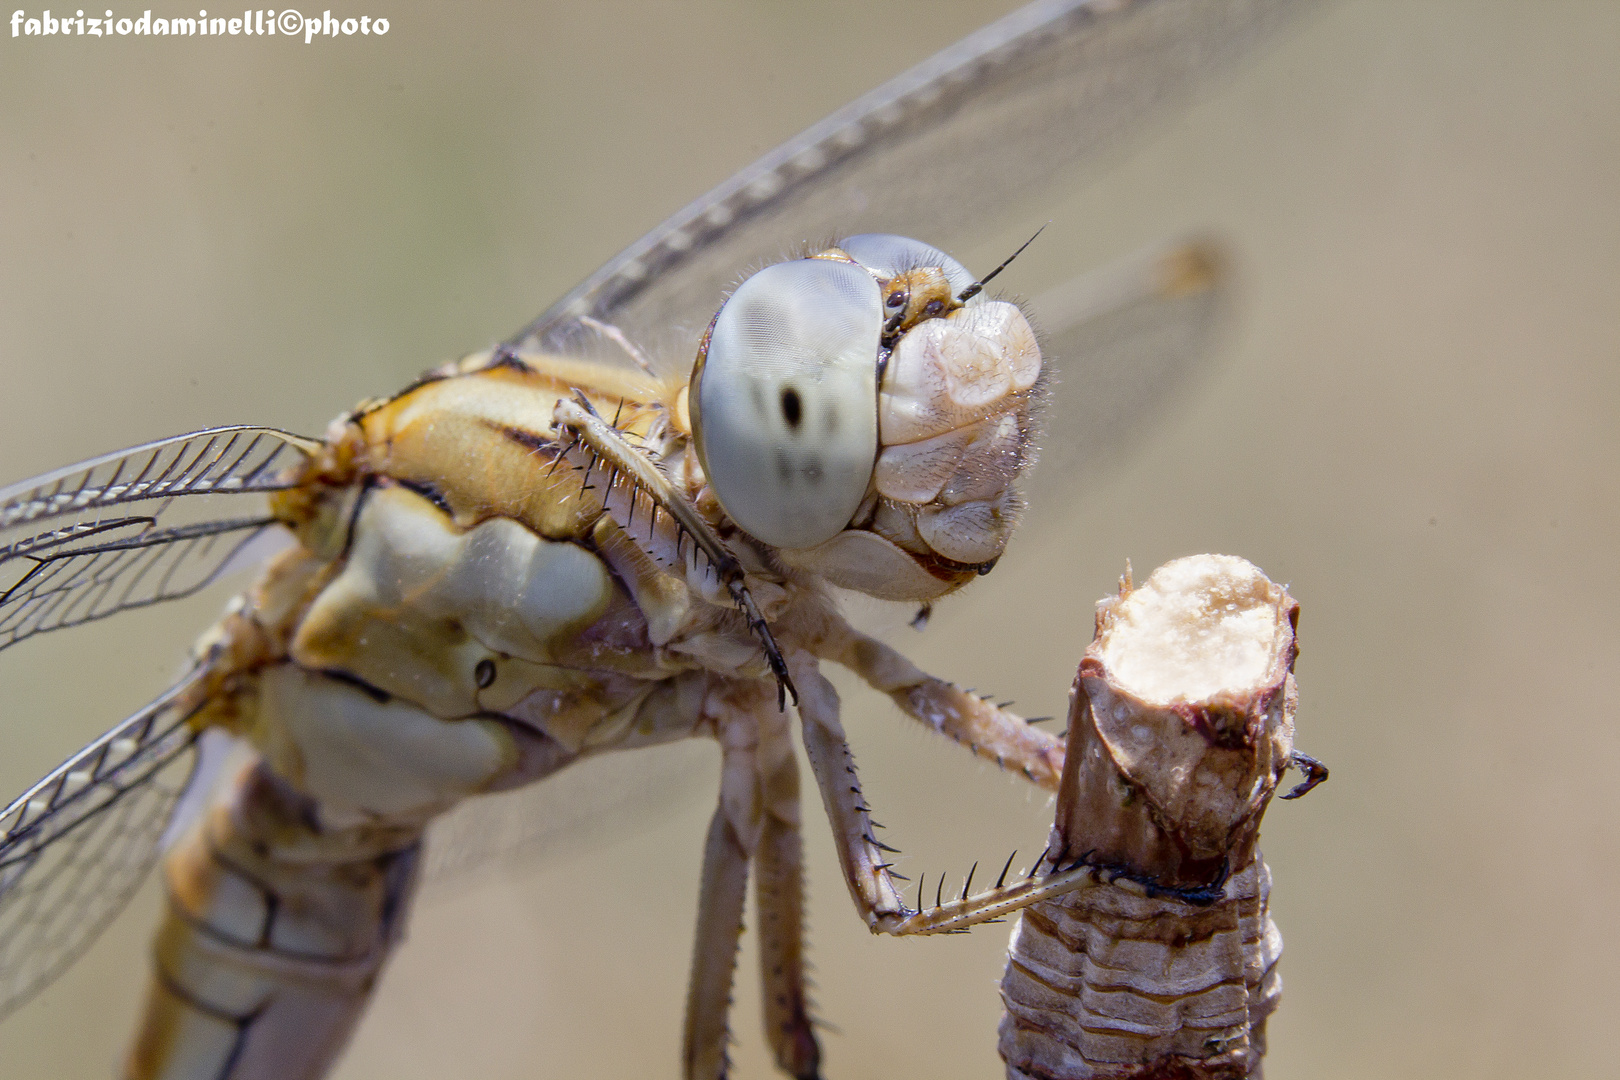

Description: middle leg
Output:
[683,698,762,1080]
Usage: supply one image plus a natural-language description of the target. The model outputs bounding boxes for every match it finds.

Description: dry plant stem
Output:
[999,555,1313,1080]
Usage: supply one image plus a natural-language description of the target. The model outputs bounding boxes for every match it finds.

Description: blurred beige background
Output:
[1,1,1616,1078]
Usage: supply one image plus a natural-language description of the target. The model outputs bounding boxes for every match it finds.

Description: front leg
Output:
[815,623,1064,790]
[790,650,1127,937]
[551,396,796,706]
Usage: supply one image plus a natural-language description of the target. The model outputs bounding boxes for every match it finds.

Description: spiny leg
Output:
[685,801,752,1080]
[789,650,1137,937]
[752,703,820,1079]
[684,697,765,1080]
[789,652,908,929]
[552,396,796,706]
[815,621,1064,790]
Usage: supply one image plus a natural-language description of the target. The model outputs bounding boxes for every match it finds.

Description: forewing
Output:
[1024,235,1233,504]
[0,672,203,1022]
[508,0,1309,372]
[0,427,314,653]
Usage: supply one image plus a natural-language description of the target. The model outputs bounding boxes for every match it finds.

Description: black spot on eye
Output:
[924,298,945,316]
[776,449,793,483]
[475,659,496,688]
[886,289,907,309]
[780,386,802,429]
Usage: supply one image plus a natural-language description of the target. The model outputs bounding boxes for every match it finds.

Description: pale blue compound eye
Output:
[693,258,883,550]
[839,233,977,298]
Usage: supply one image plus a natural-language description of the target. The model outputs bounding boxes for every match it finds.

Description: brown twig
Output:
[999,555,1321,1079]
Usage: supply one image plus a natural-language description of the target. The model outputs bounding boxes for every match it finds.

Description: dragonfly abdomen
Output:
[126,757,422,1080]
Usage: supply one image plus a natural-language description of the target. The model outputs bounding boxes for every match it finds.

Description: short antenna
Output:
[956,224,1047,303]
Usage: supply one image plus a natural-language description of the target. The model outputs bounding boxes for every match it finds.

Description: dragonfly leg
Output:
[753,698,820,1079]
[684,688,768,1080]
[816,622,1064,790]
[791,648,1134,939]
[790,653,910,929]
[553,396,797,707]
[879,853,1117,936]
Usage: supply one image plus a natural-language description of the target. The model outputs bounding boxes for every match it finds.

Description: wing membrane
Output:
[510,0,1310,370]
[0,432,313,1017]
[0,427,314,655]
[422,741,713,895]
[0,672,203,1022]
[1025,235,1232,499]
[0,426,315,543]
[0,517,281,651]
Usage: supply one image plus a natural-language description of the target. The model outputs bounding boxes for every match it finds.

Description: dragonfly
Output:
[0,1,1309,1077]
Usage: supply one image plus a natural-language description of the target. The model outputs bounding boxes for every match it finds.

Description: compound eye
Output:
[692,258,883,549]
[840,233,977,299]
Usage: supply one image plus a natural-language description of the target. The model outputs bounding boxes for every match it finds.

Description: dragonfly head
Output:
[836,232,976,347]
[689,234,1044,603]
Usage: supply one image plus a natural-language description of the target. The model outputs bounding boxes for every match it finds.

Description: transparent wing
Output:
[1025,235,1232,502]
[421,741,714,897]
[0,670,204,1022]
[0,427,315,653]
[507,0,1309,372]
[0,428,313,1015]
